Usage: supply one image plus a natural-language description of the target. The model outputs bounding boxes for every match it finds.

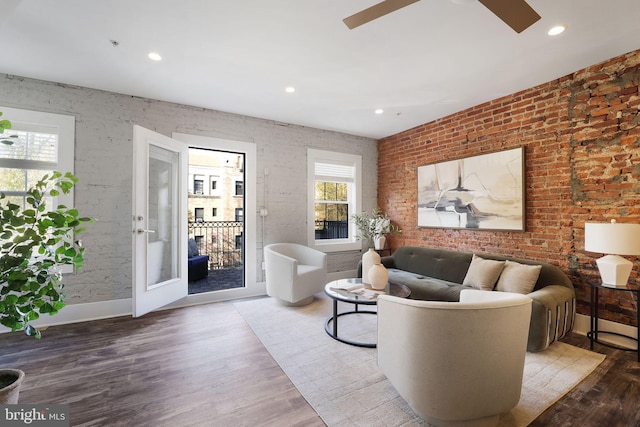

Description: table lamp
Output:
[585,220,640,288]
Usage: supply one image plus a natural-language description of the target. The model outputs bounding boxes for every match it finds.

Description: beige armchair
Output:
[377,289,532,427]
[264,243,327,306]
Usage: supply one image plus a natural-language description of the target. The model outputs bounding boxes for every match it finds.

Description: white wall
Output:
[0,74,377,305]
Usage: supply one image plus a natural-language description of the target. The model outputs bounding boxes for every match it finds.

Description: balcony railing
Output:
[315,220,349,240]
[189,220,244,269]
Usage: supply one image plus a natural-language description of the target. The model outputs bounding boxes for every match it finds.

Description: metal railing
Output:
[314,220,349,240]
[188,221,244,269]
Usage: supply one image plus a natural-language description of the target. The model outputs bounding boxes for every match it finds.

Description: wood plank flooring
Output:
[1,300,639,426]
[0,301,324,427]
[531,333,640,427]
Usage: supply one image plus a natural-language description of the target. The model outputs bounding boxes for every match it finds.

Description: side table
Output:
[588,281,640,361]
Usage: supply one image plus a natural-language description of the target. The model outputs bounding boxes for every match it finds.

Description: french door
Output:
[132,125,188,317]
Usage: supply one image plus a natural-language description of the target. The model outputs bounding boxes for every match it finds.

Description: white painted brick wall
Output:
[0,74,377,304]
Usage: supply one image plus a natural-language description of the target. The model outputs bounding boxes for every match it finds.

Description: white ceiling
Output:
[1,0,640,139]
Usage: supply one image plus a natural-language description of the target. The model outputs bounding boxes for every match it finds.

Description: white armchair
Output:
[377,289,532,427]
[264,243,327,306]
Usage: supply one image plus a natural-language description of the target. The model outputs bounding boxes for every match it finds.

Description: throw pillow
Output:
[188,239,199,258]
[495,260,542,294]
[462,254,506,291]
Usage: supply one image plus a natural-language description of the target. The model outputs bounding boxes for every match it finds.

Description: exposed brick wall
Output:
[379,49,640,326]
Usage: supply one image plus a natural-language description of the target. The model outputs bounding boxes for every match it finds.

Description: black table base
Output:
[589,282,639,362]
[324,298,377,348]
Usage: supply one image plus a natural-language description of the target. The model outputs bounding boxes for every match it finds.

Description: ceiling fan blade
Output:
[343,0,421,30]
[478,0,541,33]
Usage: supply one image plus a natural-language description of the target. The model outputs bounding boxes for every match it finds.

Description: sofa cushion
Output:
[188,238,199,257]
[496,260,542,294]
[462,254,506,291]
[389,246,473,284]
[388,268,467,301]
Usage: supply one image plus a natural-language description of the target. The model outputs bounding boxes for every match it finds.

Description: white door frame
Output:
[169,132,263,305]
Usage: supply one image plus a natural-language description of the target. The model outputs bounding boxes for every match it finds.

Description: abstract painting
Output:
[417,147,524,231]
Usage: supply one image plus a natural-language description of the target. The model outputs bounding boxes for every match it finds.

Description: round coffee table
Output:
[324,278,411,348]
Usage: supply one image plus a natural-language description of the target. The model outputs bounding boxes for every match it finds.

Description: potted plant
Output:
[351,208,401,287]
[351,207,401,249]
[0,113,91,403]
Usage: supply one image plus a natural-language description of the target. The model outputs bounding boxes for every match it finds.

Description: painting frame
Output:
[417,147,525,231]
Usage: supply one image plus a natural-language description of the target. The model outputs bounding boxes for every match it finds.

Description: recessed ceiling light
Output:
[285,86,295,93]
[148,52,162,61]
[548,25,566,36]
[375,109,384,115]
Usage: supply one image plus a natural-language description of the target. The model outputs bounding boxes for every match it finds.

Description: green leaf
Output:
[24,324,41,339]
[39,303,53,314]
[4,294,18,305]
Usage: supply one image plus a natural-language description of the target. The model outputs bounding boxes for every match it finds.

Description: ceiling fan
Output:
[343,0,541,33]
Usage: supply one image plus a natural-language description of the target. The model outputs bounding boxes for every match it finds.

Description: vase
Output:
[369,263,389,290]
[374,236,386,250]
[362,248,380,285]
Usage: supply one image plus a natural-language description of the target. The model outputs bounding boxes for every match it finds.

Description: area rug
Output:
[233,295,605,426]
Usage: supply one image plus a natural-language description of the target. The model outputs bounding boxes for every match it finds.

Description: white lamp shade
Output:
[585,222,640,256]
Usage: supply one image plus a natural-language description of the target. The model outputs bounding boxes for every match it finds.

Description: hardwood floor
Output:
[0,302,324,427]
[531,333,640,427]
[1,300,638,426]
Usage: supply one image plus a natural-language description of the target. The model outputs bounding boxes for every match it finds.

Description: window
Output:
[0,107,75,273]
[212,207,218,217]
[235,208,243,222]
[315,182,349,239]
[307,149,361,252]
[0,107,75,210]
[210,176,221,197]
[194,208,204,222]
[194,177,204,194]
[235,180,244,196]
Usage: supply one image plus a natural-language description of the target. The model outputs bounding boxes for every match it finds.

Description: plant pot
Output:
[374,236,386,250]
[0,369,25,404]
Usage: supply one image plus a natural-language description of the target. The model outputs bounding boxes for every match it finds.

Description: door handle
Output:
[136,229,156,234]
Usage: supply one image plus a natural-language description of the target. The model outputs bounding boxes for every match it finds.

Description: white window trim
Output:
[0,106,75,193]
[0,106,76,272]
[307,149,361,253]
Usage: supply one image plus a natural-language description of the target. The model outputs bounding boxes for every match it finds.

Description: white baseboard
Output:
[5,290,635,353]
[0,287,271,334]
[0,298,133,334]
[573,313,638,350]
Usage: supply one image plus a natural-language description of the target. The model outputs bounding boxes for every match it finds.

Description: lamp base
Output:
[596,254,633,288]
